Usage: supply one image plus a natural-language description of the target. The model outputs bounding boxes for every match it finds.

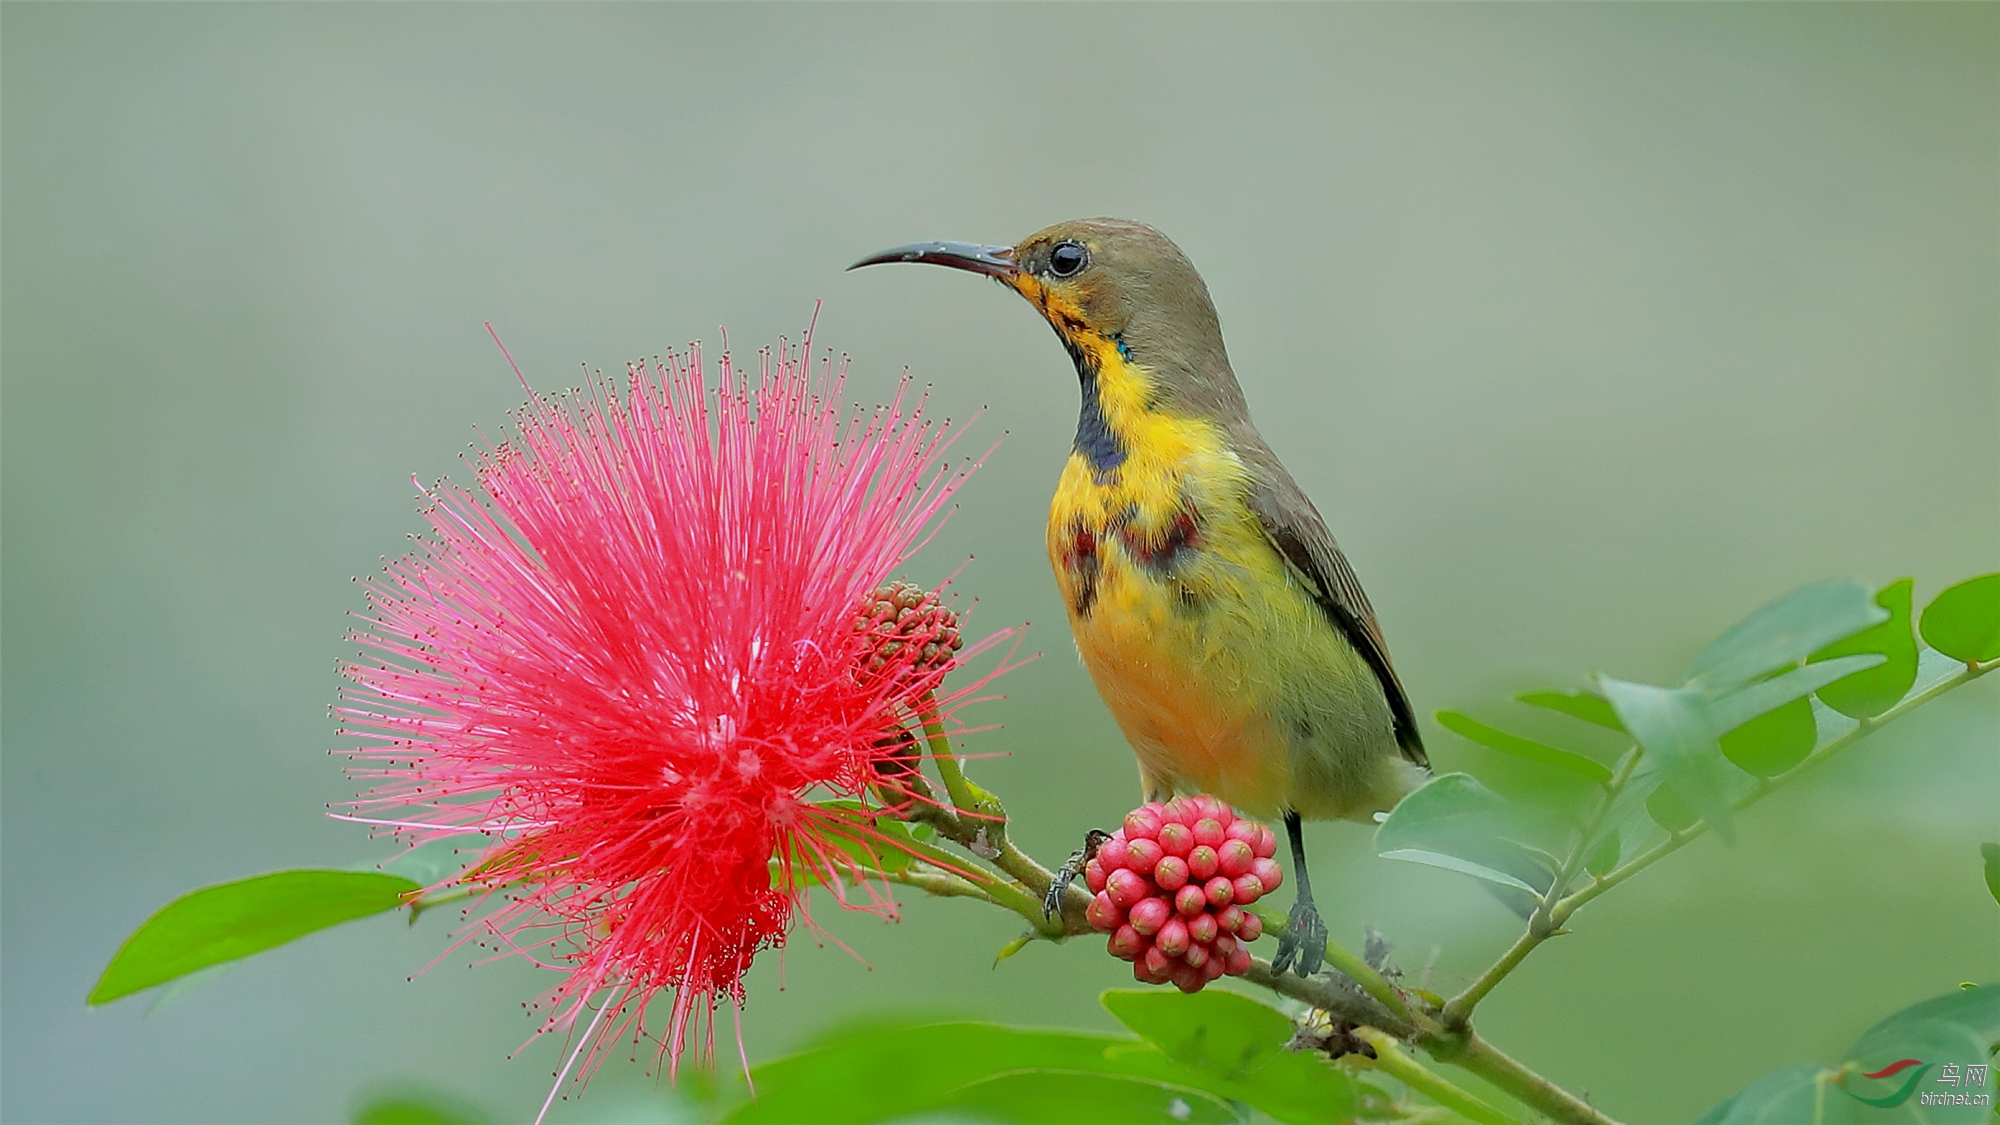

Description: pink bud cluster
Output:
[854,580,965,681]
[1083,796,1282,992]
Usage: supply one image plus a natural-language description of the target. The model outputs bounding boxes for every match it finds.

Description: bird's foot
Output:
[1272,895,1328,977]
[1042,829,1112,919]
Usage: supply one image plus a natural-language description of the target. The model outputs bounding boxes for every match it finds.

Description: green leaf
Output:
[1690,1064,1852,1125]
[1599,677,1735,840]
[946,1072,1241,1125]
[1982,843,2000,906]
[1376,773,1560,897]
[1810,578,1919,719]
[1515,689,1625,732]
[1843,985,1999,1123]
[1375,849,1543,896]
[1719,696,1816,778]
[1919,572,2000,663]
[1848,984,2000,1059]
[1103,988,1291,1075]
[1434,710,1613,784]
[1704,656,1883,734]
[1586,828,1621,876]
[1101,989,1356,1125]
[90,870,418,1005]
[1685,578,1887,693]
[1577,753,1662,862]
[1644,783,1699,833]
[1697,985,2000,1125]
[722,1022,1241,1125]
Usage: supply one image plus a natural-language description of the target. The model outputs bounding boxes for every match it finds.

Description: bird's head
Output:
[852,218,1235,404]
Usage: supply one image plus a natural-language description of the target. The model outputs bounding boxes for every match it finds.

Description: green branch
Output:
[1352,1027,1531,1125]
[1557,654,1992,922]
[1249,905,1433,1033]
[1245,958,1620,1125]
[1440,654,1995,1028]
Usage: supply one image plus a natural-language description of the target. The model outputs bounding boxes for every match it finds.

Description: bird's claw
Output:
[1272,896,1328,977]
[1042,829,1111,919]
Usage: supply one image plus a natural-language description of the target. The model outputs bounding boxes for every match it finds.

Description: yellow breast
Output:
[1044,337,1396,820]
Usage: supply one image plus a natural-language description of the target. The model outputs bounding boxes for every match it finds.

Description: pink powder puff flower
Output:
[338,321,1007,1086]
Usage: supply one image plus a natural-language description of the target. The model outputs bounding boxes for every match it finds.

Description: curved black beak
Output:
[848,240,1018,280]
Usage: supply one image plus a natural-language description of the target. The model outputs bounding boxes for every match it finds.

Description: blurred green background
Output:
[4,4,1995,1123]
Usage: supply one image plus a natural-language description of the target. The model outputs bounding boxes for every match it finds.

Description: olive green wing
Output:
[1238,443,1428,768]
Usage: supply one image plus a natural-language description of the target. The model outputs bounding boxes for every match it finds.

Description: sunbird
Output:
[852,219,1428,975]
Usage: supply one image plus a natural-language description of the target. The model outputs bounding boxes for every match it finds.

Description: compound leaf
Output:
[1434,710,1613,783]
[1685,579,1886,694]
[1810,578,1918,719]
[1919,573,2000,663]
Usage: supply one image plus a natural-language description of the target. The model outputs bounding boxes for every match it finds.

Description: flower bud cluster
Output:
[1084,795,1282,992]
[854,581,964,680]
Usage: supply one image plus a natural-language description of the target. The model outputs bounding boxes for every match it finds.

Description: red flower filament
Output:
[339,325,1002,1077]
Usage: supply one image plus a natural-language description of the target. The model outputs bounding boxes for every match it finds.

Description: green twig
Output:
[1558,656,1992,923]
[901,704,1092,933]
[880,864,1003,906]
[1249,959,1619,1125]
[1250,905,1432,1032]
[1352,1027,1531,1125]
[1424,1029,1621,1125]
[920,703,985,820]
[1440,752,1642,1028]
[1443,655,1994,1028]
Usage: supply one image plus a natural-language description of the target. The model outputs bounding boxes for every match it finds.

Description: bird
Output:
[850,218,1428,976]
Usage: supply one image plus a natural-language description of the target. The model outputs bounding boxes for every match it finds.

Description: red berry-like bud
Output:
[1217,839,1255,879]
[1205,876,1237,907]
[1186,845,1220,881]
[1254,824,1279,859]
[1125,807,1163,840]
[1224,945,1254,975]
[1251,857,1284,891]
[1192,795,1230,825]
[1157,917,1190,958]
[1162,797,1196,825]
[1203,953,1229,981]
[1084,858,1107,894]
[1175,884,1208,917]
[1143,945,1171,977]
[1128,896,1172,936]
[1087,891,1124,931]
[1106,868,1149,909]
[1215,905,1246,933]
[1125,838,1165,874]
[1097,836,1130,872]
[1182,941,1210,969]
[1212,933,1239,960]
[1172,964,1204,993]
[1225,819,1260,847]
[1108,925,1146,961]
[1232,873,1266,904]
[1153,854,1189,891]
[1192,817,1226,849]
[1237,911,1264,942]
[1157,822,1194,858]
[1187,912,1219,945]
[1134,959,1164,984]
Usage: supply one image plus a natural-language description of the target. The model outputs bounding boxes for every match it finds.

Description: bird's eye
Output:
[1047,242,1088,278]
